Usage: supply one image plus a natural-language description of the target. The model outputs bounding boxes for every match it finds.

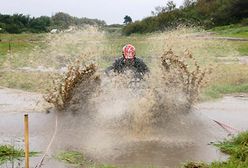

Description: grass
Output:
[232,41,248,56]
[202,83,248,100]
[0,145,38,165]
[0,71,53,93]
[200,64,248,100]
[183,131,248,168]
[56,151,86,166]
[56,151,117,168]
[0,33,45,66]
[56,151,157,168]
[203,84,248,99]
[210,24,248,39]
[183,161,209,168]
[0,27,247,100]
[210,24,248,56]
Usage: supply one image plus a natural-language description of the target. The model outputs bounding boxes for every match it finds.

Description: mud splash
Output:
[0,27,242,167]
[39,27,241,167]
[4,90,248,167]
[44,44,212,168]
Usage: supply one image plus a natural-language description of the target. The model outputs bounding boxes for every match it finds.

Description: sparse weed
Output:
[183,161,209,168]
[56,151,86,166]
[56,151,118,168]
[183,132,248,168]
[0,145,38,165]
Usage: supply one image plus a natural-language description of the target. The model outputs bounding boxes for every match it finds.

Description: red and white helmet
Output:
[122,44,136,60]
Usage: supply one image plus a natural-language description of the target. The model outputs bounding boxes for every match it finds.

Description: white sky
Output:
[0,0,184,24]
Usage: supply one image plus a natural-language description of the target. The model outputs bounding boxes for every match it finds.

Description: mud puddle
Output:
[197,95,248,131]
[1,88,248,168]
[0,88,63,168]
[0,111,226,168]
[0,112,66,168]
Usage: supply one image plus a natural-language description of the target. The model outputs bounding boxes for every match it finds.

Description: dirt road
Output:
[0,88,248,168]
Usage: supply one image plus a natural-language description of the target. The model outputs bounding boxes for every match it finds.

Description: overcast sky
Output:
[1,0,184,24]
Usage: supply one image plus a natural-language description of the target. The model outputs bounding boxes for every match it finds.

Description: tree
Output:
[29,16,51,32]
[151,0,177,15]
[166,1,176,11]
[229,0,248,21]
[183,0,195,8]
[52,12,74,29]
[152,6,164,15]
[123,15,132,24]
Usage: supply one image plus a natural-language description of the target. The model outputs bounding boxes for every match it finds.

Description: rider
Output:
[105,44,149,78]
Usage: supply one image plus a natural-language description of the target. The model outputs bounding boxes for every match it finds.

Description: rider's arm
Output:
[105,65,113,76]
[142,61,149,73]
[135,58,149,74]
[105,58,121,75]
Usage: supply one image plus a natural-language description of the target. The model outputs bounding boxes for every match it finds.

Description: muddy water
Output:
[1,88,248,168]
[197,96,248,131]
[0,87,64,168]
[0,110,226,168]
[0,111,66,168]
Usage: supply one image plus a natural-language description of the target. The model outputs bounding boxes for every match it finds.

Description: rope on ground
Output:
[212,119,240,135]
[35,112,58,168]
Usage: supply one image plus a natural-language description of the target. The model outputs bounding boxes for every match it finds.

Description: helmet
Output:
[122,44,136,60]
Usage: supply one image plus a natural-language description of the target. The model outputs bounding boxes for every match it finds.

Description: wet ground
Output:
[0,88,248,168]
[197,95,248,131]
[0,87,47,113]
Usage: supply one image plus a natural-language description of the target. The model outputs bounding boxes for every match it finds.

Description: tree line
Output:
[123,0,248,35]
[0,12,106,34]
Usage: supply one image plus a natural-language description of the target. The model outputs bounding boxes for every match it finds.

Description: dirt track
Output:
[1,88,248,167]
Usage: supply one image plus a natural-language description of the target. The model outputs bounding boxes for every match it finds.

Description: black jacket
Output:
[105,57,149,77]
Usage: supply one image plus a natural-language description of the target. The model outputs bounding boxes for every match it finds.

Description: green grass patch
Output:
[210,25,248,56]
[0,72,53,93]
[203,84,248,99]
[201,64,248,100]
[0,33,45,67]
[56,151,86,166]
[210,24,248,39]
[0,34,44,66]
[0,145,38,165]
[234,42,248,56]
[214,131,248,161]
[0,30,247,99]
[183,131,248,168]
[183,161,209,168]
[56,151,117,168]
[56,150,157,168]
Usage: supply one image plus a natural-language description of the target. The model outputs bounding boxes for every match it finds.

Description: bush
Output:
[240,18,248,26]
[122,0,248,35]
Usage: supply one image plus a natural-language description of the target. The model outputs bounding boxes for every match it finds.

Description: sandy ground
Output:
[0,88,248,168]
